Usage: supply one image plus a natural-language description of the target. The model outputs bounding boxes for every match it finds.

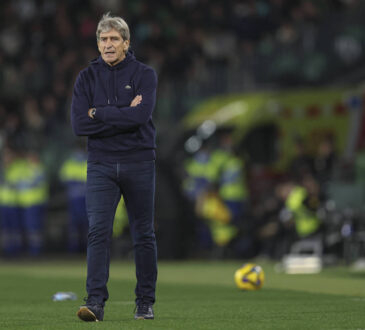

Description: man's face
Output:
[97,28,129,66]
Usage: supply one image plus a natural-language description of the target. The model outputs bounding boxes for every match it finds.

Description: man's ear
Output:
[124,40,130,52]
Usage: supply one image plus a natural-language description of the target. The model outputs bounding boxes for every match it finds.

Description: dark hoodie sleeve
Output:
[93,67,157,130]
[71,72,123,137]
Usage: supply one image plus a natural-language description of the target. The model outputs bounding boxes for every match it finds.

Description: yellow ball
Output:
[234,263,265,290]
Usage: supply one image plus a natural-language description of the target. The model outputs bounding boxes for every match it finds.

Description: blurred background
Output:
[1,0,365,268]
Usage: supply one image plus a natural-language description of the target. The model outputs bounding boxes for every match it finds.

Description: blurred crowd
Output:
[1,0,364,144]
[1,0,365,258]
[180,130,340,258]
[251,135,338,259]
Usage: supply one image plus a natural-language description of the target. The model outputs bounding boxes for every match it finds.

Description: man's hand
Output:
[130,95,142,107]
[88,108,96,118]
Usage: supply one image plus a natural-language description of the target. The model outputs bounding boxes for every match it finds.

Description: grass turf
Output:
[0,259,364,329]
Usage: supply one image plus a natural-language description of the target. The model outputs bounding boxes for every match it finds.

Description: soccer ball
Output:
[234,263,265,290]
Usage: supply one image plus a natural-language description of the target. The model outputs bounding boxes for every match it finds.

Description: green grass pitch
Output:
[0,259,364,329]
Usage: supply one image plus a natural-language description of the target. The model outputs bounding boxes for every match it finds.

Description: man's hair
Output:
[96,12,130,42]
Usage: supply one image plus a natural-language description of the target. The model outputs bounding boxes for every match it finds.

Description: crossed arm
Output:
[88,95,142,118]
[71,73,122,137]
[71,68,157,137]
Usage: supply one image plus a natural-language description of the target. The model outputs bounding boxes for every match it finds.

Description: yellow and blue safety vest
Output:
[59,152,87,198]
[218,154,247,202]
[0,157,48,208]
[286,186,320,237]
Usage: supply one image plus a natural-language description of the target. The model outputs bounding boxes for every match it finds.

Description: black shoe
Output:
[77,300,104,322]
[134,303,154,320]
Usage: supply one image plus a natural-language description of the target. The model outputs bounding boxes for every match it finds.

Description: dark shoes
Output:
[134,303,154,320]
[77,303,104,322]
[76,299,154,321]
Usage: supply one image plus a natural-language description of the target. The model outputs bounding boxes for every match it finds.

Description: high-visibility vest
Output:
[17,159,48,208]
[210,222,238,247]
[0,184,18,207]
[210,149,231,179]
[183,150,218,198]
[59,153,87,199]
[219,156,247,201]
[198,191,231,224]
[183,149,233,197]
[286,186,320,237]
[196,191,237,246]
[0,161,18,207]
[59,154,87,183]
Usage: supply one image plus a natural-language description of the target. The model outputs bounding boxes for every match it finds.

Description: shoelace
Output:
[135,303,150,315]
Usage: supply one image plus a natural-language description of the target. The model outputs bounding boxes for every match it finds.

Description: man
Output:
[71,13,158,322]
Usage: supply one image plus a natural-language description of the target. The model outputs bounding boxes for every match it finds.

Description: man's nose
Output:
[105,39,112,48]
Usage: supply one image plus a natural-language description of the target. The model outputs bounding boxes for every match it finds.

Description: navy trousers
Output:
[85,160,157,306]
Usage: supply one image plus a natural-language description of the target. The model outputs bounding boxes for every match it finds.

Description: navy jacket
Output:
[71,51,157,162]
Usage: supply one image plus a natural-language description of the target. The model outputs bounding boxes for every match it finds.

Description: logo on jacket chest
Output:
[124,84,132,90]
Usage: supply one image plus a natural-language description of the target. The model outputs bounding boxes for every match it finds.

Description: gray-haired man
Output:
[71,13,158,321]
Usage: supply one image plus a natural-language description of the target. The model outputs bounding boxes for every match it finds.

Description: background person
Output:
[59,143,88,253]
